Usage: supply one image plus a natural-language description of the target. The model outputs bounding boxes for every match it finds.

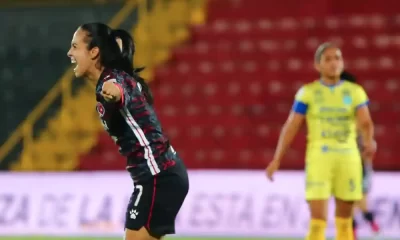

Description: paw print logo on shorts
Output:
[129,209,139,219]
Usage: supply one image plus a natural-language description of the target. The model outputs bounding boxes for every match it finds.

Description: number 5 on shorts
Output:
[349,179,355,192]
[134,185,143,207]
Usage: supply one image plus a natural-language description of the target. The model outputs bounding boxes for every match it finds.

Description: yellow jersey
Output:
[293,80,369,152]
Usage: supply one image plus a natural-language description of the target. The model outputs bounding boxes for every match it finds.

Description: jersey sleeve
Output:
[292,86,310,115]
[113,75,143,108]
[353,85,369,109]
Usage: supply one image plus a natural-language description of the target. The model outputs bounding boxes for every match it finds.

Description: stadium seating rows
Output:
[0,5,120,147]
[79,0,400,170]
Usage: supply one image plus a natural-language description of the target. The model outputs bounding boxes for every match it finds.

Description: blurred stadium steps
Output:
[0,2,129,170]
[16,85,102,170]
[0,0,139,170]
[88,0,400,170]
[0,3,125,146]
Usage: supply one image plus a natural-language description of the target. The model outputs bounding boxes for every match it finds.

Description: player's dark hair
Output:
[80,23,124,71]
[314,42,338,63]
[112,29,153,105]
[80,23,153,105]
[340,71,357,83]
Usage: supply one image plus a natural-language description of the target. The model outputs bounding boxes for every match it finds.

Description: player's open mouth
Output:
[71,58,78,72]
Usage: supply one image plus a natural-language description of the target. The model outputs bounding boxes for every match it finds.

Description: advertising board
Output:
[0,171,399,237]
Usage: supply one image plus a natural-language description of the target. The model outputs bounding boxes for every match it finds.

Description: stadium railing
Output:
[0,0,207,171]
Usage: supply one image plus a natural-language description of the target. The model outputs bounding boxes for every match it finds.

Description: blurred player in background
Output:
[67,23,189,240]
[341,71,380,240]
[266,43,376,240]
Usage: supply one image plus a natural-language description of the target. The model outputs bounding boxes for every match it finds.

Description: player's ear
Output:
[314,62,321,72]
[90,46,100,60]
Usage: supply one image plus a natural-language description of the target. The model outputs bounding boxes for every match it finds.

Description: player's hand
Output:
[266,159,280,182]
[362,139,377,161]
[101,81,121,102]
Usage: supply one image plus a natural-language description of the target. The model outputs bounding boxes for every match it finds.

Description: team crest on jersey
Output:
[342,89,352,105]
[96,102,105,117]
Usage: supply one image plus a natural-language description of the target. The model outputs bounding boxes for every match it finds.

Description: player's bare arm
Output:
[356,105,376,159]
[266,112,305,181]
[101,80,122,102]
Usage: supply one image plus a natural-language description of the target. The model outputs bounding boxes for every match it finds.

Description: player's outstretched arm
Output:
[274,112,304,161]
[356,105,376,160]
[355,84,376,160]
[266,111,305,181]
[266,86,308,181]
[101,80,123,103]
[356,105,374,142]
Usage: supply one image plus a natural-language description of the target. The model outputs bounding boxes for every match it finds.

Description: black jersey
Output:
[95,68,170,177]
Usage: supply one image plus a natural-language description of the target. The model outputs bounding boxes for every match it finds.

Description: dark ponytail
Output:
[80,23,122,72]
[340,70,357,83]
[112,29,154,105]
[79,23,154,105]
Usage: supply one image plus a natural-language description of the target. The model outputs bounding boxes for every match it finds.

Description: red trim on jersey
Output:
[121,108,159,175]
[114,83,125,107]
[134,125,158,175]
[146,177,157,230]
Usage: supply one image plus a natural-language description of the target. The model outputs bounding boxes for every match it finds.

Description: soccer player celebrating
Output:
[67,23,189,240]
[340,71,380,240]
[266,43,376,240]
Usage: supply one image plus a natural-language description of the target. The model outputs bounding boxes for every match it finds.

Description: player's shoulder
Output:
[99,71,120,89]
[342,80,362,88]
[295,81,319,100]
[341,80,363,89]
[306,80,322,88]
[109,69,125,81]
[109,69,135,85]
[298,80,320,92]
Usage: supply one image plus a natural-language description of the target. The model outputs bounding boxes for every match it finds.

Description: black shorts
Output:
[125,155,189,237]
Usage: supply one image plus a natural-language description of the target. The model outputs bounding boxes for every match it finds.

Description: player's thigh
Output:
[305,153,333,201]
[335,198,355,218]
[150,164,189,236]
[358,194,369,212]
[333,153,362,202]
[125,227,159,240]
[125,178,155,232]
[125,156,188,238]
[307,199,329,220]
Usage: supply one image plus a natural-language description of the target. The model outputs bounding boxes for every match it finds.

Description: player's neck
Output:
[86,66,105,85]
[320,77,341,86]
